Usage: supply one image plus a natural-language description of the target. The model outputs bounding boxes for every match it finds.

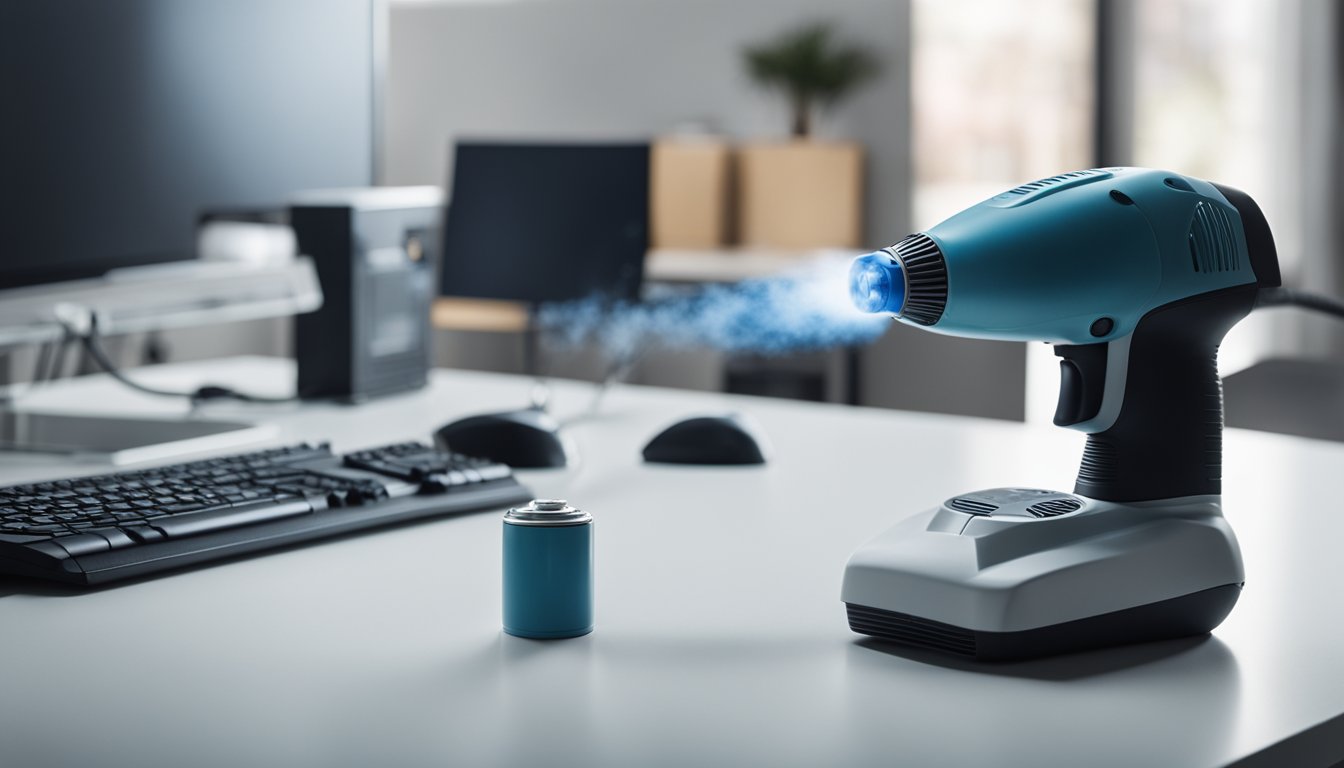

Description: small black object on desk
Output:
[435,409,570,469]
[642,414,769,466]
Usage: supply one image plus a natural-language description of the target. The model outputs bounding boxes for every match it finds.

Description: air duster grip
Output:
[1072,284,1258,502]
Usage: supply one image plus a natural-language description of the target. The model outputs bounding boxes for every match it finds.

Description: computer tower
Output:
[291,187,441,402]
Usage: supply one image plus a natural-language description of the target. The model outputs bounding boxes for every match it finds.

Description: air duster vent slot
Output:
[987,169,1113,208]
[1188,200,1240,274]
[1006,169,1109,196]
[947,497,997,515]
[1027,498,1082,518]
[846,603,977,657]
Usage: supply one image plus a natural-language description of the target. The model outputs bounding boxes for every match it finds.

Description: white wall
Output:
[383,0,912,244]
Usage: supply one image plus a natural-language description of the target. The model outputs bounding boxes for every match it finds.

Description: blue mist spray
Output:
[538,256,888,357]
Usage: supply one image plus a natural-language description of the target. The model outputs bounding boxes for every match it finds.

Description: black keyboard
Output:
[0,442,532,585]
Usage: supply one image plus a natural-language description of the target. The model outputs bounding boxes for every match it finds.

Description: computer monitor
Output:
[0,0,376,290]
[0,0,378,460]
[439,141,650,306]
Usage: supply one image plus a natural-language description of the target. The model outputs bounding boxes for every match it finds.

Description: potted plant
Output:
[744,22,880,139]
[737,23,880,248]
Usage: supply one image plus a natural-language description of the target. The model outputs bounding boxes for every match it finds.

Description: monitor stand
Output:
[0,410,275,466]
[0,256,316,466]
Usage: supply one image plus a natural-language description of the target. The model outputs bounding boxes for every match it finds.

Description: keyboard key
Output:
[149,497,314,538]
[343,457,418,481]
[87,527,136,550]
[122,525,165,543]
[268,447,335,465]
[50,534,110,556]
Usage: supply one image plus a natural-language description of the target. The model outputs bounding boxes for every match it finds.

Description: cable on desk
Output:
[31,340,55,386]
[34,326,76,384]
[1256,287,1344,321]
[69,314,297,405]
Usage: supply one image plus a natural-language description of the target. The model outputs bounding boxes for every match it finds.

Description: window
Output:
[911,0,1095,228]
[1131,0,1295,272]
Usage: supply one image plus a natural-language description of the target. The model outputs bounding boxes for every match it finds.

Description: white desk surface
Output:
[1,356,1341,768]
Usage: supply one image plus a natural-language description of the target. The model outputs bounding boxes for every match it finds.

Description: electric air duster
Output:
[841,167,1281,660]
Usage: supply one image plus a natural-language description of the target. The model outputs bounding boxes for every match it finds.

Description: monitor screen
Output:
[0,0,375,290]
[440,141,649,305]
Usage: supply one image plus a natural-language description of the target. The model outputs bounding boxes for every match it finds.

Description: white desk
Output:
[1,356,1341,768]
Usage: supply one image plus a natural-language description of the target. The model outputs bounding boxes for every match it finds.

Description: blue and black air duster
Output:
[840,167,1282,660]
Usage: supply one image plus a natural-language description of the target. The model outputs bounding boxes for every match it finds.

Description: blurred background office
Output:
[2,0,1340,427]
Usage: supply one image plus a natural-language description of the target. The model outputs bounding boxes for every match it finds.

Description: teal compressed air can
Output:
[502,499,594,638]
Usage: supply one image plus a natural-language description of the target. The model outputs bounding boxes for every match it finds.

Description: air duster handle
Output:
[1063,285,1259,503]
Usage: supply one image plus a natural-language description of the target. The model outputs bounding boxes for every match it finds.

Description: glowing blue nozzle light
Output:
[848,251,906,315]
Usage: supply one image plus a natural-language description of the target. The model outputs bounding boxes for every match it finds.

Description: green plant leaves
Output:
[743,22,881,134]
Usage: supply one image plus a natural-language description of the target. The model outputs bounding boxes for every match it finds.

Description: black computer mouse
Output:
[642,414,769,466]
[435,408,570,468]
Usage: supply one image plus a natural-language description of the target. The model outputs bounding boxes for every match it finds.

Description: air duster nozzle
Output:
[848,251,905,315]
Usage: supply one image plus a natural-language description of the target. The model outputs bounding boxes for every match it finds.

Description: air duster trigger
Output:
[1051,343,1107,427]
